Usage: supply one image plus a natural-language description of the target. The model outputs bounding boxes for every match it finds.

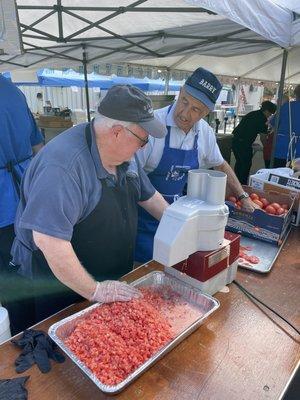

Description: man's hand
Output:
[240,197,260,212]
[91,280,141,303]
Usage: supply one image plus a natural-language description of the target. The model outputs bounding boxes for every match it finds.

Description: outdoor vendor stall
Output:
[0,3,299,399]
[0,228,299,400]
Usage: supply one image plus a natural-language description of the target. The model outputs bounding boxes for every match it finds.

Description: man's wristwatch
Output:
[237,192,249,201]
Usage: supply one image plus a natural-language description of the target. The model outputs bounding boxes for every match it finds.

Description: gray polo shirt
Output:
[12,122,155,276]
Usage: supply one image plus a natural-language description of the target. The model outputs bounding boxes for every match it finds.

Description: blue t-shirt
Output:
[12,122,155,276]
[271,101,300,159]
[0,75,43,227]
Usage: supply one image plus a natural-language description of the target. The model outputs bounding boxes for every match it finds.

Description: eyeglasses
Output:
[125,127,149,148]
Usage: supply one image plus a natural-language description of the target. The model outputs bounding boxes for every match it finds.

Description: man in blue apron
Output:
[0,75,44,333]
[135,67,258,263]
[10,85,168,334]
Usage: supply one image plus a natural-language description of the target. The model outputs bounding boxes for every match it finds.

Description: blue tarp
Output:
[2,69,182,91]
[111,75,165,91]
[38,69,114,89]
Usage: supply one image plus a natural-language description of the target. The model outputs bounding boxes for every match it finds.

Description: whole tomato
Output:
[270,202,281,210]
[276,207,285,215]
[250,193,259,201]
[260,198,269,208]
[265,205,276,215]
[253,199,263,208]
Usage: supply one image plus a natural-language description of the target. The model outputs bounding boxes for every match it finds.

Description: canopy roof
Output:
[0,1,299,83]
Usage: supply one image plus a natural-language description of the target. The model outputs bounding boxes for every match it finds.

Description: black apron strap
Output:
[0,154,33,198]
[85,121,92,151]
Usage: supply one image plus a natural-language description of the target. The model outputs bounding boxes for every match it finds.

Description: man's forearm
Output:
[139,191,169,220]
[33,231,96,300]
[215,161,258,212]
[214,161,244,197]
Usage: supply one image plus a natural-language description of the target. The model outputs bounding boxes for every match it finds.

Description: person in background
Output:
[135,67,258,264]
[232,101,277,184]
[270,85,300,167]
[36,92,44,115]
[9,85,168,334]
[263,94,289,168]
[0,75,44,332]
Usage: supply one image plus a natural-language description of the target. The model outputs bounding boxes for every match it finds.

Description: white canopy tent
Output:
[0,1,297,78]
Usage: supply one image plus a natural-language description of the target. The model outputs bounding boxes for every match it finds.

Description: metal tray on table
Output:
[238,230,290,273]
[48,271,219,394]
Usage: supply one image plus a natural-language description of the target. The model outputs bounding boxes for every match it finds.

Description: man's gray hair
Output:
[94,114,132,129]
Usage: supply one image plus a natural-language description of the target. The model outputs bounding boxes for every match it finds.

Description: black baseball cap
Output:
[184,67,222,111]
[98,85,167,138]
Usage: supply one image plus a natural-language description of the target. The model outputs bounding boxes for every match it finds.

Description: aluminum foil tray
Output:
[48,271,219,394]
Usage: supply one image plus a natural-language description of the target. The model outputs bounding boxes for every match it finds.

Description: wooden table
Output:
[0,229,299,400]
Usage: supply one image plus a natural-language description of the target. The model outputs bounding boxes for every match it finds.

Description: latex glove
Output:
[0,376,29,400]
[91,280,141,303]
[11,329,65,374]
[240,197,260,212]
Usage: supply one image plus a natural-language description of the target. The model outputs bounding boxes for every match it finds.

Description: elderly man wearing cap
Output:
[8,85,168,333]
[135,67,257,263]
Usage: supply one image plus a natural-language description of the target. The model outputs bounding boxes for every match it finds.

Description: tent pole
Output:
[164,68,170,95]
[270,49,288,168]
[235,78,241,114]
[82,44,91,122]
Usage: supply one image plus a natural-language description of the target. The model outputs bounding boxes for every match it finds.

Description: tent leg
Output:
[235,78,240,115]
[164,69,170,95]
[82,45,91,122]
[270,49,288,168]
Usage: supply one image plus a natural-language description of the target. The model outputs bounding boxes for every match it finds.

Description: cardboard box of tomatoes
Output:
[249,170,300,226]
[225,186,294,245]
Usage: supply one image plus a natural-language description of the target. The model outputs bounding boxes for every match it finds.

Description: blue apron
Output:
[135,106,199,262]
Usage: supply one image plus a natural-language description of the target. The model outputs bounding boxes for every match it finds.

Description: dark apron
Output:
[135,106,199,263]
[32,123,139,321]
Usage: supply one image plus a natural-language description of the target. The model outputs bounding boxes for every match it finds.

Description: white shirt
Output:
[137,103,224,173]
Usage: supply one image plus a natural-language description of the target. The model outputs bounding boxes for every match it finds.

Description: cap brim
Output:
[139,118,167,138]
[184,84,215,111]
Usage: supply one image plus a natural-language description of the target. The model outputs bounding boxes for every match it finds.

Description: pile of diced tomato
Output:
[65,287,174,386]
[227,193,289,216]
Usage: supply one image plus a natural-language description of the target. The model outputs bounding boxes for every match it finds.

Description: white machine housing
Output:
[153,169,229,267]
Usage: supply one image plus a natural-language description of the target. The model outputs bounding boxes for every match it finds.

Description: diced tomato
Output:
[247,255,260,264]
[239,249,260,265]
[64,287,187,386]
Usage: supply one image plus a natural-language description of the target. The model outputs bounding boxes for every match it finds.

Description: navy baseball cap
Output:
[184,67,222,111]
[98,85,167,138]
